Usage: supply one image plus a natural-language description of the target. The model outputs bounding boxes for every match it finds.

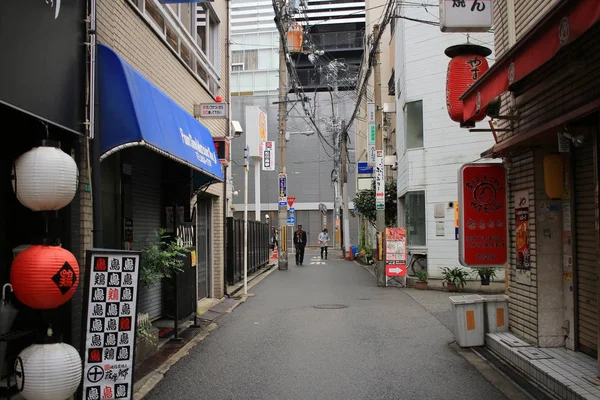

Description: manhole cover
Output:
[313,304,348,309]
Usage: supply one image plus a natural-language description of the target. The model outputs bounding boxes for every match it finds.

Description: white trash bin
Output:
[483,294,509,333]
[449,294,485,347]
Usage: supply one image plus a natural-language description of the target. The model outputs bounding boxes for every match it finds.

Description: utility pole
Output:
[277,4,289,271]
[373,24,386,287]
[341,120,350,258]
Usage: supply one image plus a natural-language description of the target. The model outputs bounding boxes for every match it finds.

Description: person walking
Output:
[318,228,330,260]
[271,228,278,250]
[293,225,307,265]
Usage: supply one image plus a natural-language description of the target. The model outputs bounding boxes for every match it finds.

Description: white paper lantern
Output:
[12,146,79,211]
[15,342,82,400]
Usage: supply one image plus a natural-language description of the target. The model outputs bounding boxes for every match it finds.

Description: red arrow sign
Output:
[287,197,296,207]
[386,265,406,277]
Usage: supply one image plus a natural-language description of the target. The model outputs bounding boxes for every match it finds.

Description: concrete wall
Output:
[96,0,228,297]
[393,4,495,277]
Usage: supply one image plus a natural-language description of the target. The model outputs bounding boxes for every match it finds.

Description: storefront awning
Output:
[97,44,224,181]
[460,0,600,122]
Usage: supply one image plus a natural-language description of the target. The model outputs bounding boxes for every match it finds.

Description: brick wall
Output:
[96,0,229,298]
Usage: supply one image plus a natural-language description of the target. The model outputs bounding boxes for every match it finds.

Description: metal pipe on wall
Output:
[89,0,103,248]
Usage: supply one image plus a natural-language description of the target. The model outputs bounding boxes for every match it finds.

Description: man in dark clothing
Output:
[294,225,307,265]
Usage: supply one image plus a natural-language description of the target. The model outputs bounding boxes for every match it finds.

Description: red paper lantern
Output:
[10,245,79,309]
[445,44,491,126]
[215,95,223,103]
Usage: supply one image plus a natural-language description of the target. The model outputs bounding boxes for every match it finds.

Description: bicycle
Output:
[408,252,427,276]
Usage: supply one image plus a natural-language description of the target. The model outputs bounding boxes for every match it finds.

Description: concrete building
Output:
[230,0,365,249]
[393,3,495,278]
[96,0,230,314]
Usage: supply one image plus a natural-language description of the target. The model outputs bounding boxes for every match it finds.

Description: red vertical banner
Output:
[458,163,508,267]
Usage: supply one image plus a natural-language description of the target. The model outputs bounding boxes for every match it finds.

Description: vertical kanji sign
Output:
[81,250,142,400]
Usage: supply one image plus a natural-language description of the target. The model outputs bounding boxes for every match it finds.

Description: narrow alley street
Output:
[146,249,508,400]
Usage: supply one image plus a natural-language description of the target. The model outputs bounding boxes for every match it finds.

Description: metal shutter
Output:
[575,142,598,356]
[196,200,210,300]
[308,210,321,247]
[131,149,164,320]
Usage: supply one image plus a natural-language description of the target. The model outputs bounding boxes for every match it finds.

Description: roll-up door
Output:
[575,142,598,357]
[131,149,164,320]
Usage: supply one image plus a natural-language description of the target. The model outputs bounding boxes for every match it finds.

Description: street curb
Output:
[132,264,278,399]
[451,342,536,400]
[229,262,277,297]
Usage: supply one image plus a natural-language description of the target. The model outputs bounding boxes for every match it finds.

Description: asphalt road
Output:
[146,249,507,400]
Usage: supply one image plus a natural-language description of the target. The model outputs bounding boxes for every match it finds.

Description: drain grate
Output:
[313,304,348,309]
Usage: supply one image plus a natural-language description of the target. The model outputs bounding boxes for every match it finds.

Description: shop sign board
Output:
[278,173,287,206]
[385,228,406,277]
[440,0,493,33]
[262,141,275,170]
[375,150,385,210]
[458,163,507,267]
[368,103,376,166]
[514,190,531,270]
[81,249,142,400]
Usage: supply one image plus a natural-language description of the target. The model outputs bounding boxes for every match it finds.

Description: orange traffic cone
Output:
[271,245,278,261]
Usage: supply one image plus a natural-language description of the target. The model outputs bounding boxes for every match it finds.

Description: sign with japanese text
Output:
[278,173,287,206]
[262,141,275,171]
[514,190,531,270]
[287,196,296,208]
[385,228,406,277]
[194,103,227,118]
[82,250,141,400]
[357,161,373,174]
[458,163,507,267]
[440,0,493,33]
[375,150,385,211]
[368,103,376,166]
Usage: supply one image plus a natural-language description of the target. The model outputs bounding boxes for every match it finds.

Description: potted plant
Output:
[134,312,158,365]
[441,266,469,292]
[475,267,498,285]
[414,270,428,290]
[139,228,190,287]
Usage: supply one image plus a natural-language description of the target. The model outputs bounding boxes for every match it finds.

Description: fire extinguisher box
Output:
[482,294,509,334]
[449,295,485,347]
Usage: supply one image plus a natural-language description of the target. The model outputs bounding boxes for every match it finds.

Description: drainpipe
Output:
[223,0,232,297]
[89,0,103,248]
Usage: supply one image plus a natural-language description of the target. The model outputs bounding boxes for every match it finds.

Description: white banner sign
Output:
[368,102,376,167]
[375,150,385,210]
[262,141,275,171]
[82,250,141,400]
[194,103,227,118]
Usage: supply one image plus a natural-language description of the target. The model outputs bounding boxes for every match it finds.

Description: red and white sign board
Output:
[385,227,406,277]
[287,197,296,208]
[458,163,507,267]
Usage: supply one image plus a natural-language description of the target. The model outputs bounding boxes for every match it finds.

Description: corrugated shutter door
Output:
[575,143,598,357]
[309,210,321,246]
[131,149,164,320]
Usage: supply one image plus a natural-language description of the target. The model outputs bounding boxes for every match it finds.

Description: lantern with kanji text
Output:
[445,44,491,128]
[10,243,79,310]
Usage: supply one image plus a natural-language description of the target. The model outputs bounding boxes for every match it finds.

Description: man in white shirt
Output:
[318,228,330,260]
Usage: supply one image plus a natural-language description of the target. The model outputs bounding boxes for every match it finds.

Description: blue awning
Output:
[97,44,223,181]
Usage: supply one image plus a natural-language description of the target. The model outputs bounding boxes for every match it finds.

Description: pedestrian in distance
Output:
[318,228,330,260]
[271,227,278,250]
[293,224,307,265]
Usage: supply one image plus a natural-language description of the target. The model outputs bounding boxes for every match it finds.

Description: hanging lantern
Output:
[544,154,565,199]
[10,244,79,309]
[12,141,79,212]
[445,44,491,127]
[286,24,303,53]
[14,342,82,400]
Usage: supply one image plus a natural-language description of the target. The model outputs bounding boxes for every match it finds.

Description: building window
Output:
[231,50,258,71]
[129,0,221,95]
[405,100,423,149]
[405,191,426,246]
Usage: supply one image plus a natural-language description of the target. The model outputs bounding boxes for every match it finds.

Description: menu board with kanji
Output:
[82,250,141,400]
